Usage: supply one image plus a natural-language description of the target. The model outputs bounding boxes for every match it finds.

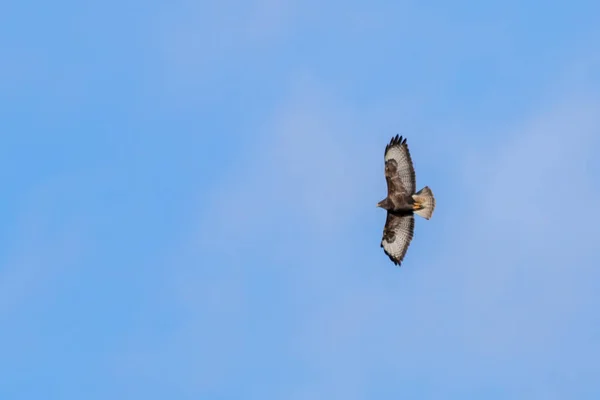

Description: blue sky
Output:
[2,0,600,399]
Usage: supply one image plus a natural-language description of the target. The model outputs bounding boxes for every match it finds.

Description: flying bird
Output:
[377,135,435,266]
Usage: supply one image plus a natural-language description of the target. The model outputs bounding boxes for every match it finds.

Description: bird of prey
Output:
[377,135,435,266]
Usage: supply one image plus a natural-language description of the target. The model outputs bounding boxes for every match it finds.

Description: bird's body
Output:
[377,135,435,266]
[376,194,414,213]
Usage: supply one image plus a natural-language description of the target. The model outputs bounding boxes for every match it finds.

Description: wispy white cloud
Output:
[447,93,600,358]
[113,75,411,394]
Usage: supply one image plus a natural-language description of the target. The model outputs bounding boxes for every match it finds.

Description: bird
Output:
[377,134,435,266]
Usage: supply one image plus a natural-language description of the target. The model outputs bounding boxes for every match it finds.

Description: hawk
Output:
[377,135,436,266]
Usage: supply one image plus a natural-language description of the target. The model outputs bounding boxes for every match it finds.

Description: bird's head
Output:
[377,198,391,209]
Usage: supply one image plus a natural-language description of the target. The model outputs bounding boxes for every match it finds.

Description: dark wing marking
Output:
[380,212,415,266]
[384,135,416,196]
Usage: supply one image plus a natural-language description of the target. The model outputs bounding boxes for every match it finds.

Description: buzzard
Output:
[377,135,435,266]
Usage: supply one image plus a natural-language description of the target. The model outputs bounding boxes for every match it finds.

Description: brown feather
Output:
[384,134,416,198]
[380,213,415,266]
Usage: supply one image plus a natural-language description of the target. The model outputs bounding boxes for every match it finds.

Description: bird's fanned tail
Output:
[412,186,435,220]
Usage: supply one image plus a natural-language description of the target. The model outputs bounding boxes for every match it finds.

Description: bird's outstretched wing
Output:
[384,135,416,196]
[381,212,415,266]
